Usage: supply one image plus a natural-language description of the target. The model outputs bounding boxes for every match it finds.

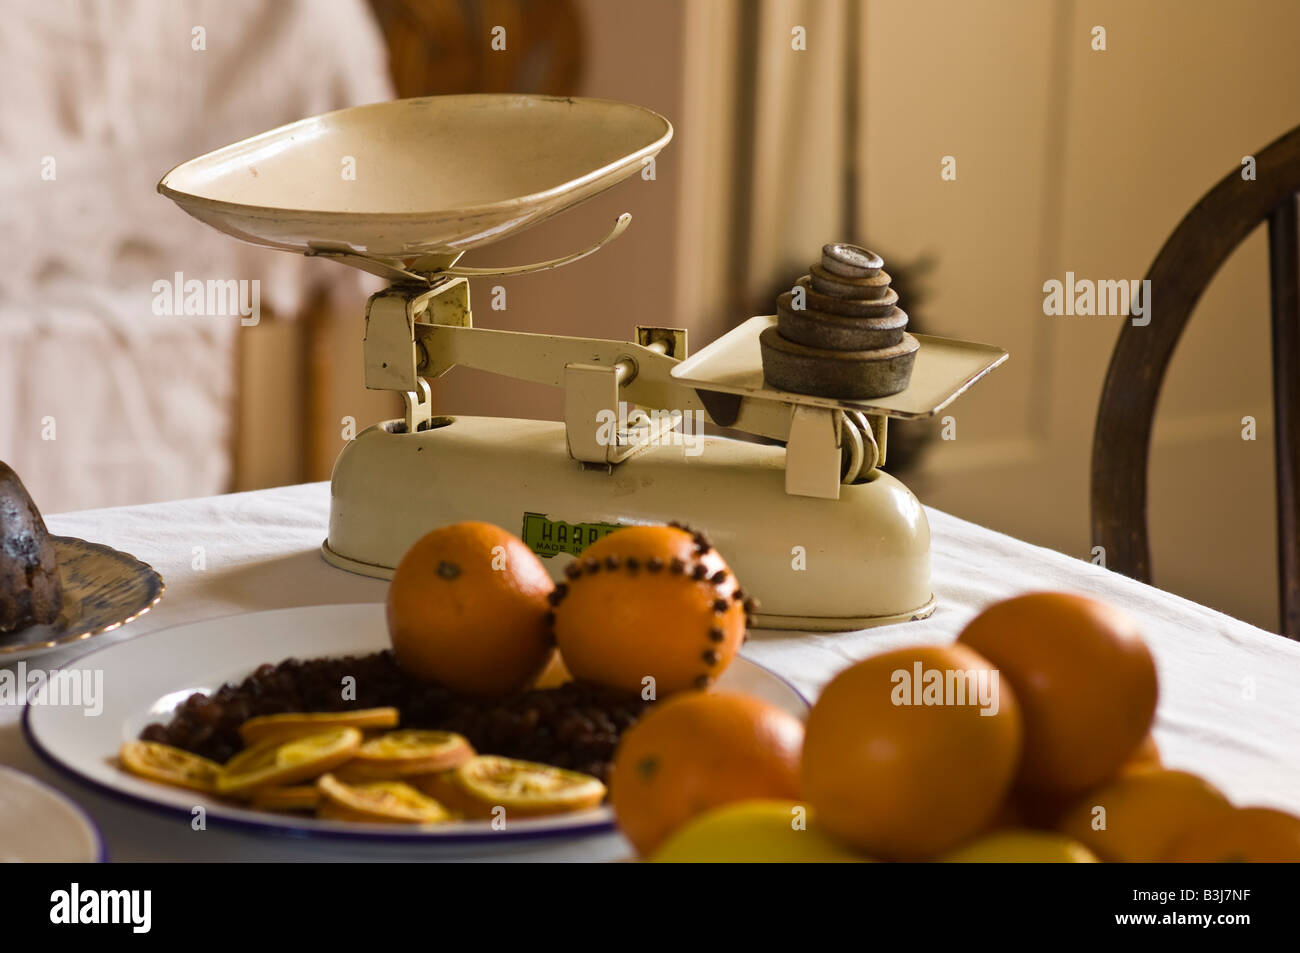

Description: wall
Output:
[432,0,688,422]
[416,0,1295,631]
[862,0,1299,630]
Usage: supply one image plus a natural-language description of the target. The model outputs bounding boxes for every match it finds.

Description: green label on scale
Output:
[521,512,626,559]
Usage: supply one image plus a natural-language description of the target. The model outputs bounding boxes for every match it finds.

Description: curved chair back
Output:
[1092,125,1300,638]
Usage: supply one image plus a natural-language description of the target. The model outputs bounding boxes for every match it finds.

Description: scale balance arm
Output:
[362,278,876,498]
[412,322,841,466]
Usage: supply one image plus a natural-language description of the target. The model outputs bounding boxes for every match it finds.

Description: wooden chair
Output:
[1092,125,1300,639]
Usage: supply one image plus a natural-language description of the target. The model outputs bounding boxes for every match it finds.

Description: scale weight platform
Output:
[323,415,934,630]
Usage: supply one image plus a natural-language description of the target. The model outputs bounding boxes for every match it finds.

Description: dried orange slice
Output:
[338,730,475,780]
[410,770,482,816]
[216,727,362,797]
[250,785,322,813]
[119,741,221,792]
[239,708,400,746]
[316,800,374,822]
[447,755,606,818]
[316,773,450,824]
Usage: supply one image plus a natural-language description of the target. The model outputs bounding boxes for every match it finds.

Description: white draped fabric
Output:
[0,0,393,511]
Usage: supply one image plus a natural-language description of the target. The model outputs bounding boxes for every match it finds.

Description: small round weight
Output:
[809,264,892,300]
[759,327,920,400]
[795,276,898,317]
[821,243,883,278]
[777,292,906,351]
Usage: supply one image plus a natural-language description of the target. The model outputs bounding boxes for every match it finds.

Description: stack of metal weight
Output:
[760,243,919,399]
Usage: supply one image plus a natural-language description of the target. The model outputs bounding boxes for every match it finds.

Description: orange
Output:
[1126,732,1161,772]
[801,644,1022,859]
[987,798,1026,831]
[1054,768,1230,862]
[386,522,554,697]
[1008,733,1162,831]
[958,592,1157,795]
[1165,807,1300,862]
[552,525,749,697]
[1007,789,1075,830]
[610,691,803,856]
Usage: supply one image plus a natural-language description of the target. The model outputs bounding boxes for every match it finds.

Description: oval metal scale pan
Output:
[157,94,673,261]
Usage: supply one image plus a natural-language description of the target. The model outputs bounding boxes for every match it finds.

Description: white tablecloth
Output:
[3,482,1298,861]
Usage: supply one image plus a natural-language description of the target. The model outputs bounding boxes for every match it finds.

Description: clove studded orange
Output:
[551,524,751,697]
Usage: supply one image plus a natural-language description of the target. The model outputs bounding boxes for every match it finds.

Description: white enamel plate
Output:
[0,765,105,862]
[25,604,808,845]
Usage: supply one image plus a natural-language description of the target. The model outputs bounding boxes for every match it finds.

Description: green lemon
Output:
[941,829,1099,863]
[649,800,869,863]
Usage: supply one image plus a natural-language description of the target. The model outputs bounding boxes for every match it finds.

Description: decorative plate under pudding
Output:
[24,603,809,846]
[0,537,164,661]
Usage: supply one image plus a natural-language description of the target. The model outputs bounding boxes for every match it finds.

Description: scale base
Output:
[324,416,935,632]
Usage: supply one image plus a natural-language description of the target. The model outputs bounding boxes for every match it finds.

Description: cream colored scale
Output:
[159,94,1007,631]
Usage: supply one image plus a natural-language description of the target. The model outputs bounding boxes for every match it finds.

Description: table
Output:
[3,482,1299,861]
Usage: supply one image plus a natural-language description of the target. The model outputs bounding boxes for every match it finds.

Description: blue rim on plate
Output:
[22,604,810,847]
[0,764,108,862]
[21,691,620,848]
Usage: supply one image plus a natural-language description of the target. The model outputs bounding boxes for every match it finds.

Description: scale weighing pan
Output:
[158,95,672,260]
[672,316,1008,420]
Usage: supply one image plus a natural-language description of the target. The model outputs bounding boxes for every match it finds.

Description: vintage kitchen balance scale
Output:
[159,95,1005,631]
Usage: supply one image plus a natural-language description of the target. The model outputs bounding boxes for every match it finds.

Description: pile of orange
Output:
[384,525,1300,861]
[606,590,1300,862]
[386,521,749,699]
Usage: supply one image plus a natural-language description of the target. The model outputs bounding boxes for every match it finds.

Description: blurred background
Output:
[1,0,1297,632]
